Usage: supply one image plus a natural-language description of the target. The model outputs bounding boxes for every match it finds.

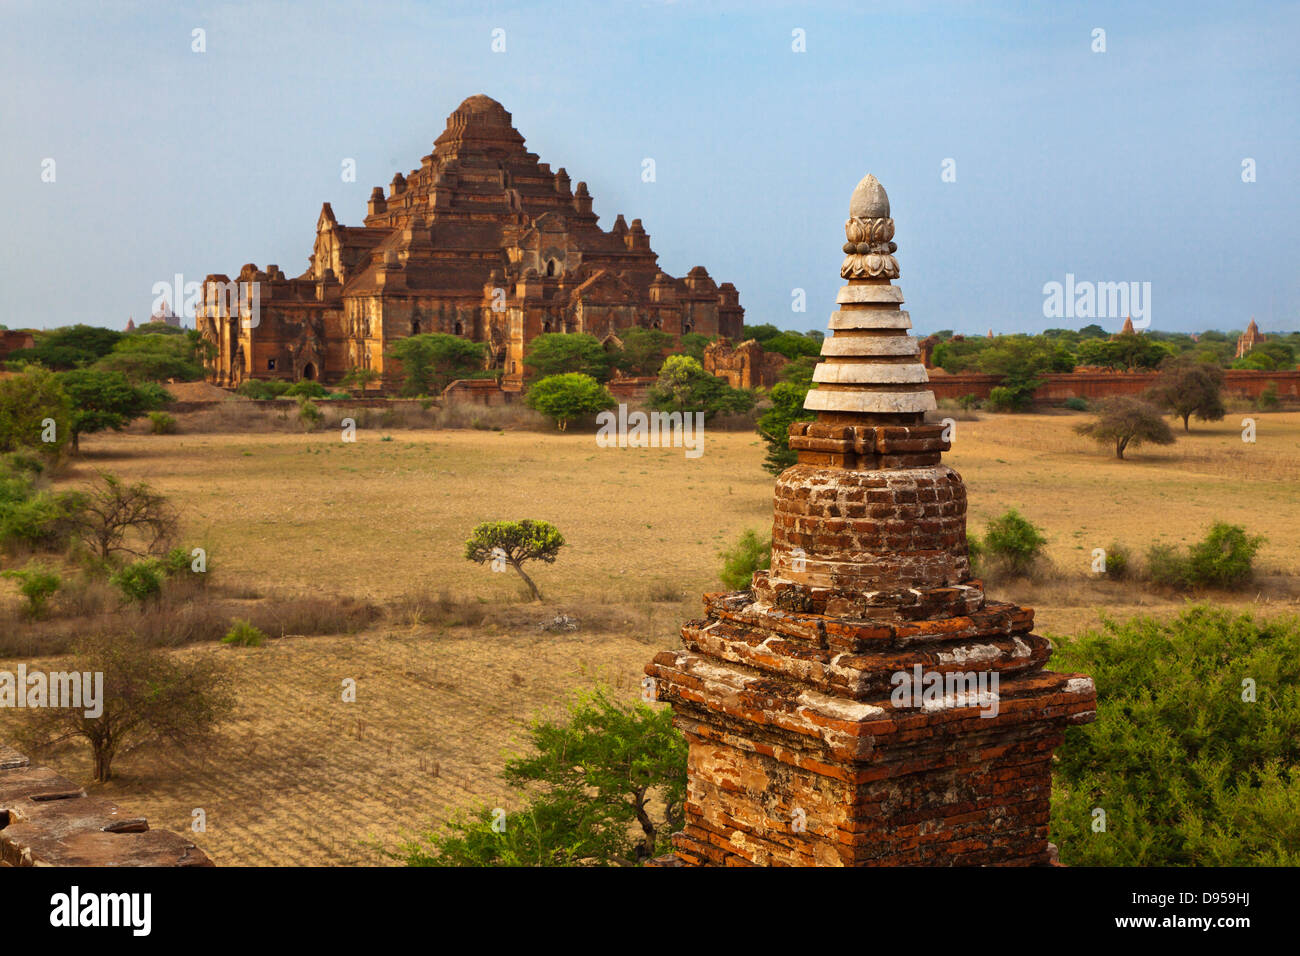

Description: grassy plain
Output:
[4,410,1298,864]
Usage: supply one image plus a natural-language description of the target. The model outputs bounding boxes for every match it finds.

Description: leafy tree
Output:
[719,529,772,590]
[340,366,382,393]
[93,331,205,382]
[1074,396,1175,460]
[1050,607,1300,865]
[464,519,565,601]
[610,327,673,377]
[16,631,234,782]
[678,332,712,364]
[8,324,122,370]
[1078,323,1108,338]
[1076,333,1171,371]
[645,355,755,420]
[975,335,1072,410]
[393,687,687,866]
[1147,358,1225,432]
[386,333,487,397]
[524,333,611,382]
[524,373,616,431]
[757,381,815,475]
[741,323,780,344]
[760,331,822,361]
[1232,341,1296,371]
[0,367,73,456]
[56,369,172,450]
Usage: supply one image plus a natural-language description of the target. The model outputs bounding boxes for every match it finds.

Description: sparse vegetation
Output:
[1145,522,1264,591]
[1,562,61,617]
[223,618,268,647]
[718,528,771,590]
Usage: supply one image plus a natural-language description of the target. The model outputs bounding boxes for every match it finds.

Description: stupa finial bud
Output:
[841,174,899,280]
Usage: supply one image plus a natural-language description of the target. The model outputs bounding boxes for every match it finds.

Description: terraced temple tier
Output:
[647,174,1096,866]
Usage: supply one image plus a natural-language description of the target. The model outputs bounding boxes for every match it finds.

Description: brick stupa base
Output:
[646,174,1095,866]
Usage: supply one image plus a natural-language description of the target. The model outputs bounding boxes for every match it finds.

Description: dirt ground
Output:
[4,410,1298,864]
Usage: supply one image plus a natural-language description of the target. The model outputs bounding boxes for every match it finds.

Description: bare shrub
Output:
[74,473,178,560]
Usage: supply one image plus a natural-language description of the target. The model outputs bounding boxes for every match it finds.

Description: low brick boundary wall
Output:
[928,369,1300,404]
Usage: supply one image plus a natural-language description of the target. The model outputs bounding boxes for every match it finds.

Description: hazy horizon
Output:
[3,0,1297,337]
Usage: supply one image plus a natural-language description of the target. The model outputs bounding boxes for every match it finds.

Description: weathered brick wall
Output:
[928,368,1300,402]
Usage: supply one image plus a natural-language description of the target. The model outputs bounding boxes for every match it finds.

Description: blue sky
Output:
[2,0,1296,336]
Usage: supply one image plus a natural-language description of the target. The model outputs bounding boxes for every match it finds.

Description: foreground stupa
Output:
[646,174,1096,866]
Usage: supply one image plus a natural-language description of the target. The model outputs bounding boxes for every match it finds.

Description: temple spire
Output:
[804,174,935,425]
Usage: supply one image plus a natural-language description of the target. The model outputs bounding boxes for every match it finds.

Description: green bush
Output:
[1,563,61,617]
[1050,607,1300,865]
[285,380,328,398]
[1146,522,1264,590]
[298,396,323,431]
[148,411,177,434]
[981,508,1046,577]
[986,386,1019,412]
[110,559,164,603]
[1100,542,1130,580]
[392,686,685,866]
[957,393,982,411]
[222,619,267,647]
[719,529,771,591]
[965,534,984,577]
[0,482,85,553]
[235,379,293,400]
[326,391,351,400]
[1257,383,1279,410]
[1063,396,1089,411]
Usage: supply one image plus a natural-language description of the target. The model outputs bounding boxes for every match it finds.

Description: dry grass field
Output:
[4,409,1298,865]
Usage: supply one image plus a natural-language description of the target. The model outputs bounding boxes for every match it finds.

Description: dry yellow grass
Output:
[4,410,1298,865]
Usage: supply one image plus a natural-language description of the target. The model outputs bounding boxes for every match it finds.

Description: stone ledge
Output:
[0,749,213,867]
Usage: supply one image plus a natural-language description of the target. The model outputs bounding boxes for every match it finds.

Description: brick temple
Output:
[197,95,744,391]
[646,173,1097,866]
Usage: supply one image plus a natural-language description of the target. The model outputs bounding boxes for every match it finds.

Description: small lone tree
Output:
[75,472,178,560]
[1075,396,1175,460]
[524,373,616,431]
[465,519,565,601]
[17,632,234,782]
[1148,358,1226,432]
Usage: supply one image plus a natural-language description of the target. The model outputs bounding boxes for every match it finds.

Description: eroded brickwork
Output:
[647,174,1096,867]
